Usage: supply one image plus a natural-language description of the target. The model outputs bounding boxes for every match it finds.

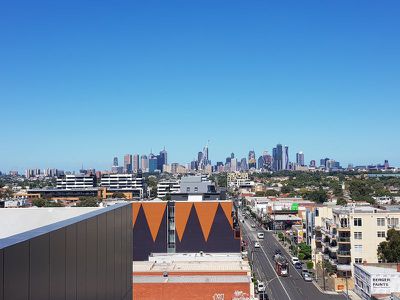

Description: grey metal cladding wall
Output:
[50,228,67,299]
[97,214,107,300]
[4,241,29,300]
[77,220,87,300]
[0,203,132,300]
[86,217,98,300]
[0,249,4,300]
[30,234,50,300]
[66,224,77,300]
[106,209,115,299]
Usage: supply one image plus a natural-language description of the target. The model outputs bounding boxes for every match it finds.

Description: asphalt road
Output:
[239,211,346,300]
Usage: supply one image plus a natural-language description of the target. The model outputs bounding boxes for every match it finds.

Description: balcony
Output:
[337,264,352,271]
[338,237,350,243]
[328,245,338,252]
[337,227,350,232]
[337,250,351,257]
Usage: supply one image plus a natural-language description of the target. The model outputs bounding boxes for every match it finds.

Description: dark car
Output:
[294,262,303,269]
[274,249,282,255]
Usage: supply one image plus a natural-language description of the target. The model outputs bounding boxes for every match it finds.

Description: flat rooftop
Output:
[0,207,101,239]
[133,253,250,274]
[356,263,400,275]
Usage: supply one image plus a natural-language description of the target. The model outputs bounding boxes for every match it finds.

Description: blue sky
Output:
[1,0,399,172]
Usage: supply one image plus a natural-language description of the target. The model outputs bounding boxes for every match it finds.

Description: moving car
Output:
[257,232,264,239]
[251,224,256,228]
[254,242,261,248]
[291,257,299,265]
[274,249,282,255]
[301,269,309,277]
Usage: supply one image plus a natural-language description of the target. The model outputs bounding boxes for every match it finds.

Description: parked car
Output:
[254,242,261,248]
[257,232,264,239]
[301,269,309,277]
[303,273,312,282]
[257,281,266,293]
[291,257,299,265]
[274,249,282,255]
[294,262,302,269]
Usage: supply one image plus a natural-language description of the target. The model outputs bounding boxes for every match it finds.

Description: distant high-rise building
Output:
[124,154,132,173]
[320,158,329,168]
[149,154,158,173]
[231,153,235,159]
[310,160,316,168]
[158,148,168,171]
[296,152,305,166]
[133,154,140,172]
[197,152,203,164]
[240,158,248,171]
[113,156,119,167]
[230,158,237,172]
[384,160,390,169]
[248,150,256,169]
[273,144,283,171]
[263,151,272,170]
[257,156,265,170]
[141,155,148,172]
[283,146,289,170]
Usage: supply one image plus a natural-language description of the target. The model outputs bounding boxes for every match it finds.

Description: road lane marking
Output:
[243,218,293,300]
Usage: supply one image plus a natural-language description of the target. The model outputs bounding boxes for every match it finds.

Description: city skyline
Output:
[1,1,400,171]
[5,143,396,174]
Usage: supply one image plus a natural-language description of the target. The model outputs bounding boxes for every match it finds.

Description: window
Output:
[354,245,363,252]
[186,187,190,192]
[354,232,362,240]
[377,218,385,226]
[355,258,362,264]
[354,218,362,226]
[377,231,386,238]
[194,187,198,192]
[388,218,399,228]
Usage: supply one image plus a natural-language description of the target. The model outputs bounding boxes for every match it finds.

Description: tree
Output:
[111,192,126,199]
[281,185,294,194]
[336,198,347,206]
[76,197,99,207]
[378,229,400,262]
[32,198,63,207]
[298,242,311,260]
[349,180,373,202]
[0,188,13,199]
[303,189,328,203]
[265,190,279,197]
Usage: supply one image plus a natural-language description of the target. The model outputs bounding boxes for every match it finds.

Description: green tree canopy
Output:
[111,192,126,199]
[302,189,328,203]
[378,229,400,263]
[76,197,99,207]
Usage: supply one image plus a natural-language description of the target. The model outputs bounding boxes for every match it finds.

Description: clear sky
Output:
[1,0,399,172]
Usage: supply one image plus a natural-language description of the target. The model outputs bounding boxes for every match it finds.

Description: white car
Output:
[291,257,299,265]
[254,242,261,248]
[257,281,266,293]
[257,232,264,239]
[251,224,256,228]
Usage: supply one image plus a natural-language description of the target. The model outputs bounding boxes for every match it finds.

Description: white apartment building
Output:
[227,172,252,188]
[56,174,96,189]
[157,180,180,198]
[100,174,143,189]
[320,205,400,278]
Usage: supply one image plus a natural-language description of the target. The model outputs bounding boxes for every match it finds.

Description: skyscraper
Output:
[133,154,140,173]
[157,148,168,171]
[149,154,158,173]
[141,155,148,172]
[257,156,265,170]
[240,158,248,171]
[283,146,289,170]
[113,156,118,167]
[230,158,237,172]
[124,154,132,173]
[296,152,305,166]
[248,150,256,169]
[273,144,283,171]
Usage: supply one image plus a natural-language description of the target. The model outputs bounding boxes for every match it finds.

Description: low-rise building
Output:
[133,253,252,300]
[157,179,180,198]
[354,263,400,300]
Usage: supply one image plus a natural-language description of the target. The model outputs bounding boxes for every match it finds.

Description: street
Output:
[240,211,346,300]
